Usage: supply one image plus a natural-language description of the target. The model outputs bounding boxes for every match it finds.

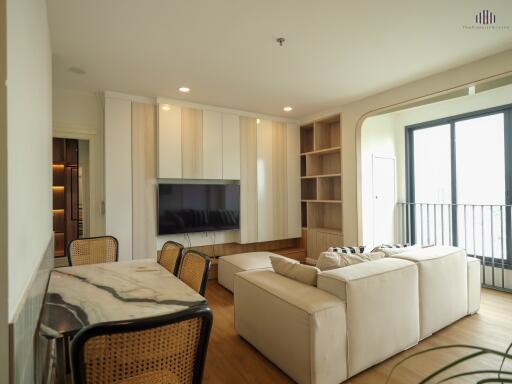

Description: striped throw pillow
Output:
[328,246,366,254]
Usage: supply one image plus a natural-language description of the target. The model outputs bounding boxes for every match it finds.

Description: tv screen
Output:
[157,184,240,235]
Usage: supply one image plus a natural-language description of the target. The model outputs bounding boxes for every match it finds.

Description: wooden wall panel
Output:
[181,108,203,179]
[157,104,182,178]
[257,119,274,242]
[272,121,288,239]
[306,228,343,264]
[222,113,240,180]
[132,103,157,259]
[239,117,258,243]
[287,123,301,238]
[105,97,132,260]
[202,110,223,179]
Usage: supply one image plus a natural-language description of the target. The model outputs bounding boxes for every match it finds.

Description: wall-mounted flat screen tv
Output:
[157,183,240,235]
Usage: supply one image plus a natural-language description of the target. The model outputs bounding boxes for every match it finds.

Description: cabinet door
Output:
[182,108,203,179]
[257,119,274,242]
[158,104,182,178]
[202,110,223,179]
[287,123,301,238]
[222,113,240,180]
[239,116,258,243]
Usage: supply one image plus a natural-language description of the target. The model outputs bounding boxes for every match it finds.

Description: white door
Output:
[372,156,396,246]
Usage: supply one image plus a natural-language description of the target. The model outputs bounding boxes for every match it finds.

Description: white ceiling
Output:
[48,0,512,118]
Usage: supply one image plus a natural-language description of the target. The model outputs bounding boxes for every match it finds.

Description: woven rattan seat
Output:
[68,236,119,266]
[158,241,184,275]
[178,250,211,296]
[71,308,213,384]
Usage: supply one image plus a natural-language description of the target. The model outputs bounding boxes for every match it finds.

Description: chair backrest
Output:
[178,250,211,296]
[71,308,213,384]
[158,241,184,275]
[68,236,119,266]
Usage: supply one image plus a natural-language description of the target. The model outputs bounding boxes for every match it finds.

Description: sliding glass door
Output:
[406,104,512,265]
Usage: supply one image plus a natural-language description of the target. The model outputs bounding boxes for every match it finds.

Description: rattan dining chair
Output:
[68,236,119,266]
[177,250,211,296]
[158,241,184,275]
[70,307,213,384]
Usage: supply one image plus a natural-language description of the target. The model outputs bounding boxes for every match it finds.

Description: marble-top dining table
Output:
[40,258,208,339]
[40,259,209,383]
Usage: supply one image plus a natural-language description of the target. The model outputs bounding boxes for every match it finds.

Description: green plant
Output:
[386,342,512,383]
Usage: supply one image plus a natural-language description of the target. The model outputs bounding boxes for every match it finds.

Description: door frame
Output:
[372,155,396,246]
[53,127,102,237]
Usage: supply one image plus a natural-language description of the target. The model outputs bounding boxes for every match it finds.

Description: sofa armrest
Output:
[317,258,420,377]
[467,257,481,314]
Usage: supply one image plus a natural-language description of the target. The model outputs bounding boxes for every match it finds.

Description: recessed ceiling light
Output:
[283,106,293,112]
[178,87,190,93]
[256,118,261,124]
[68,67,86,75]
[161,104,171,111]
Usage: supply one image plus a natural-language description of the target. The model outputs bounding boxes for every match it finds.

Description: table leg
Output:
[55,338,67,384]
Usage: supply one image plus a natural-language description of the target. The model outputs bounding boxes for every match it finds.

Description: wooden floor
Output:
[203,281,512,383]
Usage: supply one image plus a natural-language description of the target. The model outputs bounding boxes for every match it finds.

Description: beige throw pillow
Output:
[316,251,385,271]
[270,256,320,286]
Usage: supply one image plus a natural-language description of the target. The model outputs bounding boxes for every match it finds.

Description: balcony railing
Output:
[396,202,512,293]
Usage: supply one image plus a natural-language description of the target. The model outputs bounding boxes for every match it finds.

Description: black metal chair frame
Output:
[158,240,185,275]
[67,235,119,267]
[178,250,211,296]
[70,307,213,384]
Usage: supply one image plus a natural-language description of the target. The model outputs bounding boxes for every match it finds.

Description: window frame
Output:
[405,102,512,265]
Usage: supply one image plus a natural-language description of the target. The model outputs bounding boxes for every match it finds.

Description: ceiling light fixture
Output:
[283,106,293,112]
[178,87,190,93]
[161,104,171,111]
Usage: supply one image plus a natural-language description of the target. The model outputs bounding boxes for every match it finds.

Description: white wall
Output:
[361,113,405,247]
[361,83,512,246]
[53,88,105,235]
[6,0,53,318]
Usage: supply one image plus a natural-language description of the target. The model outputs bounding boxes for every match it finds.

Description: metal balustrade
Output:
[396,202,512,292]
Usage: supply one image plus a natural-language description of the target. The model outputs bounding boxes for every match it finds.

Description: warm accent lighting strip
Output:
[52,186,65,190]
[52,209,65,214]
[52,164,65,168]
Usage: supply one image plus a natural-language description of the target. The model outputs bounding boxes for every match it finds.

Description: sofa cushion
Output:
[391,246,468,338]
[217,252,290,292]
[316,251,385,271]
[270,256,319,286]
[234,270,347,384]
[317,258,420,376]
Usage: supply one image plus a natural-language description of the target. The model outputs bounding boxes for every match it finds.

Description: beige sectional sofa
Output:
[231,246,481,384]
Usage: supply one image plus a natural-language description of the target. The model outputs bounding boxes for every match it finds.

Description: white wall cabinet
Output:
[157,104,241,181]
[239,118,301,243]
[222,114,241,180]
[202,110,223,179]
[158,104,182,179]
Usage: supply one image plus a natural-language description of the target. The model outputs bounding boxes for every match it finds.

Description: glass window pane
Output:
[413,124,452,203]
[455,113,505,259]
[412,124,451,245]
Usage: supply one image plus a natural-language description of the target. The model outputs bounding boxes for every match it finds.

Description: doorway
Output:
[372,156,396,246]
[52,138,90,266]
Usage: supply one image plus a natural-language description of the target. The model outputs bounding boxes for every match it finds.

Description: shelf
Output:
[308,227,343,235]
[300,125,314,154]
[318,176,341,201]
[306,151,341,176]
[302,200,342,204]
[301,173,341,179]
[300,146,341,156]
[301,178,317,200]
[314,117,340,151]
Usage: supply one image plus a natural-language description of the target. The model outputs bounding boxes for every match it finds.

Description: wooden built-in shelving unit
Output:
[300,114,343,263]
